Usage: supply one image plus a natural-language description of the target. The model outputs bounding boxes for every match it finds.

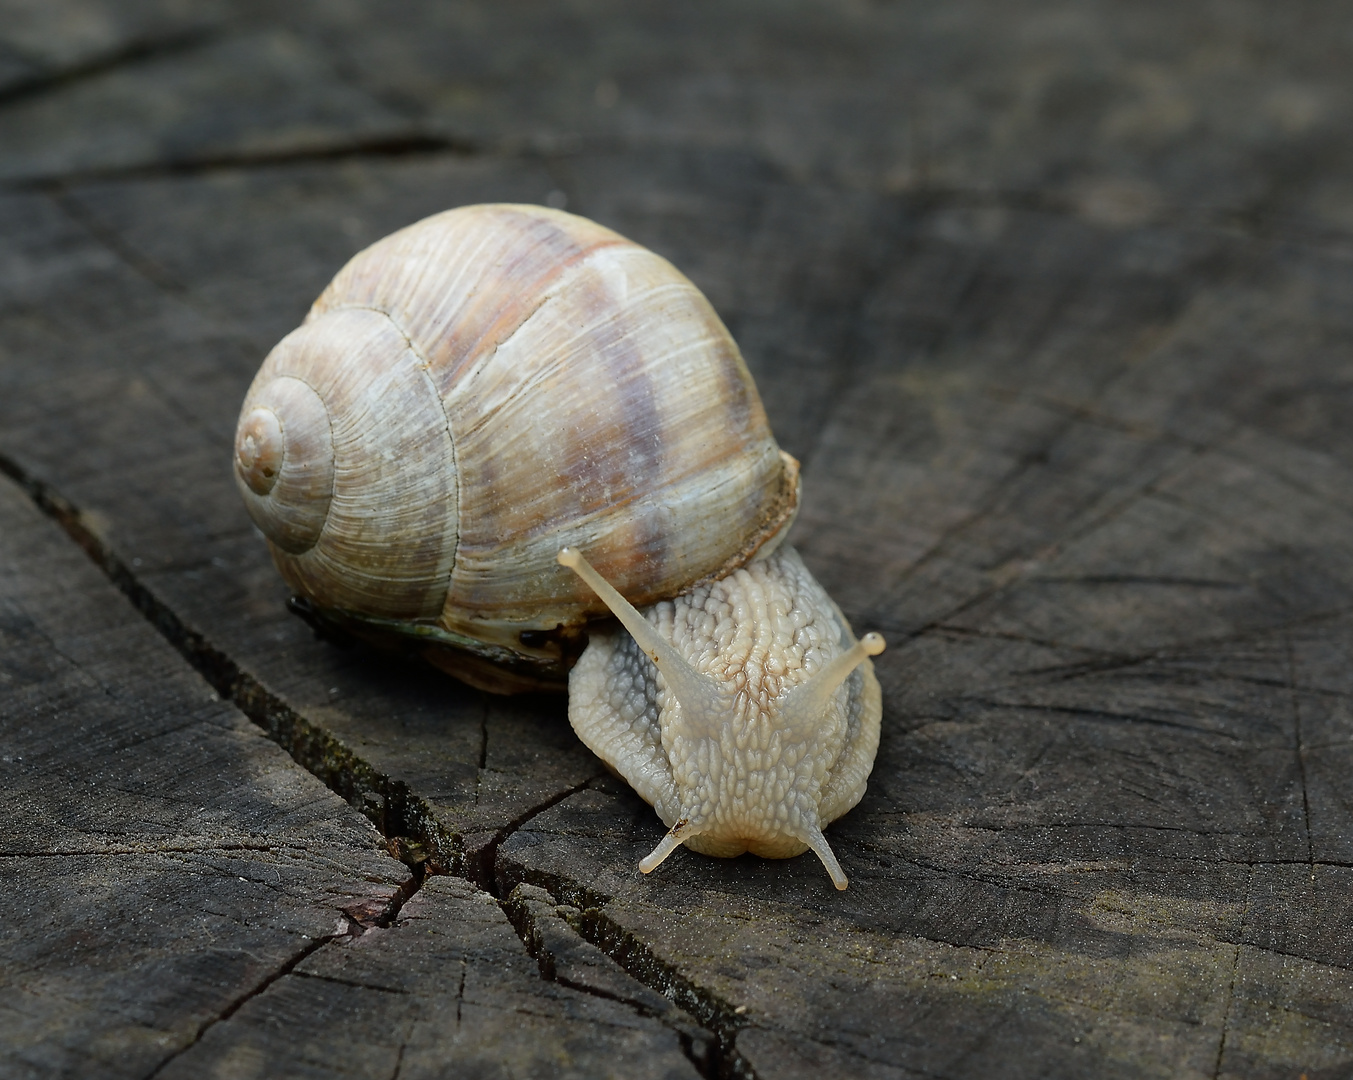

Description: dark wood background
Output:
[3,2,1353,1077]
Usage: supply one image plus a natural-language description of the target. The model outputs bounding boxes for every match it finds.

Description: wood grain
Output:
[2,1,1352,1076]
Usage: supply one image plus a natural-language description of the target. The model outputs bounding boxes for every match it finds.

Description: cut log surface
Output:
[1,1,1352,1077]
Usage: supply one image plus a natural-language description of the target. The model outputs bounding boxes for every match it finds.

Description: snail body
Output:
[235,204,883,887]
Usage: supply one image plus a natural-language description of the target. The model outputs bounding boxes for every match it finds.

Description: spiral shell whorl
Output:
[234,378,334,553]
[235,407,283,497]
[234,307,459,622]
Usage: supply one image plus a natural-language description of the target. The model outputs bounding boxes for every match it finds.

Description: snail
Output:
[233,204,884,888]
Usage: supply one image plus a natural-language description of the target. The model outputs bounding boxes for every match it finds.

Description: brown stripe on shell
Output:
[554,246,667,599]
[442,244,683,619]
[441,237,792,630]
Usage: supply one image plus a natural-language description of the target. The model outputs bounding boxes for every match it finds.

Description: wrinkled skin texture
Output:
[566,546,881,878]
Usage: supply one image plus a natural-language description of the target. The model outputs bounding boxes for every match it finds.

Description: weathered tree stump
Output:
[3,2,1353,1077]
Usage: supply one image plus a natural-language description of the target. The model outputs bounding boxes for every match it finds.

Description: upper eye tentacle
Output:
[777,631,885,733]
[558,547,728,734]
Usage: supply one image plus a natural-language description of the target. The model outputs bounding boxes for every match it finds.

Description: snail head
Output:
[558,546,884,890]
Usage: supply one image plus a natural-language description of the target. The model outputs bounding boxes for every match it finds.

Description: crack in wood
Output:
[939,601,1353,691]
[501,879,748,1080]
[289,970,411,995]
[5,5,1352,1074]
[387,1036,407,1080]
[48,186,195,304]
[1212,910,1246,1078]
[1285,635,1318,884]
[141,932,334,1080]
[956,698,1244,741]
[946,821,1279,838]
[454,963,465,1027]
[1026,575,1248,589]
[849,297,1240,642]
[930,623,1126,661]
[462,776,606,887]
[0,26,225,110]
[8,132,480,192]
[866,433,1217,645]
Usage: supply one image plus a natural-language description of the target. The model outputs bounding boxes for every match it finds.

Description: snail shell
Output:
[234,204,799,691]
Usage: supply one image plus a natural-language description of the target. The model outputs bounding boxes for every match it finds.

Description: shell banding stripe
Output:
[442,239,784,624]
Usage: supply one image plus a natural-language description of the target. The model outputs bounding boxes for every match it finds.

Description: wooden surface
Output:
[2,2,1353,1077]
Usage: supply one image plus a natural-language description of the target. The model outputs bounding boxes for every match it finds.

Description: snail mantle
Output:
[233,203,884,888]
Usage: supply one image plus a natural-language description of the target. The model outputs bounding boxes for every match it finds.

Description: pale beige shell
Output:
[234,204,800,690]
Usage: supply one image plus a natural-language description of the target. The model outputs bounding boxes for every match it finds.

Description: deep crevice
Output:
[505,909,718,1077]
[494,864,755,1079]
[568,901,753,1080]
[462,778,602,890]
[467,782,742,1077]
[374,861,428,927]
[499,878,747,1080]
